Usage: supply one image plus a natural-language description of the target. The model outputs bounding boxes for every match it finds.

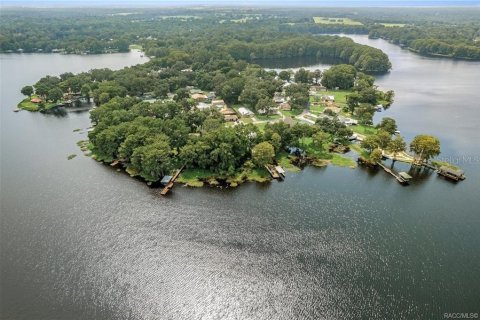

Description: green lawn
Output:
[313,17,363,26]
[255,113,282,121]
[320,90,351,105]
[330,154,357,168]
[255,122,267,131]
[350,143,370,159]
[18,98,40,111]
[177,167,271,187]
[240,117,253,124]
[129,44,143,50]
[351,124,378,136]
[309,104,326,114]
[298,136,356,168]
[17,95,58,112]
[276,152,301,172]
[177,168,216,187]
[245,168,271,183]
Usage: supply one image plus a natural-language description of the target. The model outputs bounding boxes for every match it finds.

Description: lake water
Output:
[1,38,479,319]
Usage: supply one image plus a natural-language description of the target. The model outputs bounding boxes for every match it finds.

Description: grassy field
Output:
[351,124,378,136]
[330,154,357,168]
[129,44,143,50]
[350,143,370,159]
[255,113,282,121]
[279,109,302,118]
[309,103,326,114]
[18,98,40,111]
[380,23,407,28]
[298,136,356,168]
[177,168,215,187]
[239,117,253,124]
[313,17,363,26]
[321,90,350,105]
[17,95,57,112]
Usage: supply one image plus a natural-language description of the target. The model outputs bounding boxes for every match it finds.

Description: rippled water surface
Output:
[1,38,479,319]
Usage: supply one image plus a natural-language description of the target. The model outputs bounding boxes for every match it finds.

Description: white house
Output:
[238,107,254,117]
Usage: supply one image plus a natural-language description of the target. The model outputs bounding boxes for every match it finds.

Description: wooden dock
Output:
[160,165,185,196]
[377,162,409,185]
[265,164,285,180]
[265,164,280,179]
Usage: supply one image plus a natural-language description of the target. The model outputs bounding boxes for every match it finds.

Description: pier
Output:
[160,165,185,196]
[265,164,285,180]
[377,162,409,185]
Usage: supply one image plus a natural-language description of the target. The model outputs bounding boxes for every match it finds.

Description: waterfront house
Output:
[191,93,208,102]
[238,107,254,117]
[321,95,335,102]
[344,118,358,126]
[31,98,43,103]
[220,107,238,121]
[205,92,216,102]
[196,102,212,110]
[279,102,291,111]
[211,99,226,108]
[274,92,285,104]
[310,85,327,92]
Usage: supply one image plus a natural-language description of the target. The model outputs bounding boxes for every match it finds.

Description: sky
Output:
[2,0,480,7]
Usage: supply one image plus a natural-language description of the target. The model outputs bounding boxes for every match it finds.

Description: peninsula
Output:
[14,9,464,189]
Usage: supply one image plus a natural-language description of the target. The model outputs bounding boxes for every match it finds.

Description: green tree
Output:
[376,117,397,135]
[312,131,329,151]
[174,88,189,101]
[387,135,406,158]
[346,92,361,114]
[47,87,63,102]
[294,68,312,84]
[21,85,34,98]
[376,130,392,149]
[255,97,276,115]
[131,135,173,182]
[269,132,282,152]
[370,148,383,164]
[361,135,379,153]
[34,83,49,98]
[409,134,441,163]
[321,64,357,89]
[81,84,91,101]
[251,142,275,167]
[99,92,111,105]
[278,70,291,81]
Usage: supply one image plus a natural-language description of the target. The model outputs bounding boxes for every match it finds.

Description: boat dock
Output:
[265,164,285,180]
[377,162,409,185]
[437,166,466,181]
[160,165,185,196]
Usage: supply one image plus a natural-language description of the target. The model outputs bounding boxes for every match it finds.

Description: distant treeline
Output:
[226,36,391,72]
[369,26,480,60]
[1,7,479,61]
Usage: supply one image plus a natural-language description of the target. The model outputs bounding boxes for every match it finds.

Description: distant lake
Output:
[1,38,479,320]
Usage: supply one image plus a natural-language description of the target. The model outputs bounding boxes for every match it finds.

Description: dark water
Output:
[1,39,479,320]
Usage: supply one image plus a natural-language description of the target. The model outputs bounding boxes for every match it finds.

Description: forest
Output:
[1,7,479,60]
